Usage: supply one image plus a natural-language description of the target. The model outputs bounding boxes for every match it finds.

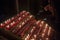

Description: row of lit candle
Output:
[36,20,52,40]
[23,20,52,40]
[0,11,54,40]
[0,11,28,28]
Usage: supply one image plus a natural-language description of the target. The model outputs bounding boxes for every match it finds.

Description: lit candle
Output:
[29,15,33,18]
[11,17,14,20]
[41,21,44,24]
[36,21,40,24]
[1,23,4,26]
[22,22,25,26]
[10,21,15,26]
[18,17,21,20]
[8,19,11,22]
[25,34,30,40]
[42,24,48,37]
[25,12,29,15]
[5,20,7,24]
[23,15,25,17]
[19,25,21,28]
[42,33,45,37]
[31,27,35,33]
[22,11,26,13]
[34,34,37,38]
[48,27,51,36]
[6,25,10,29]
